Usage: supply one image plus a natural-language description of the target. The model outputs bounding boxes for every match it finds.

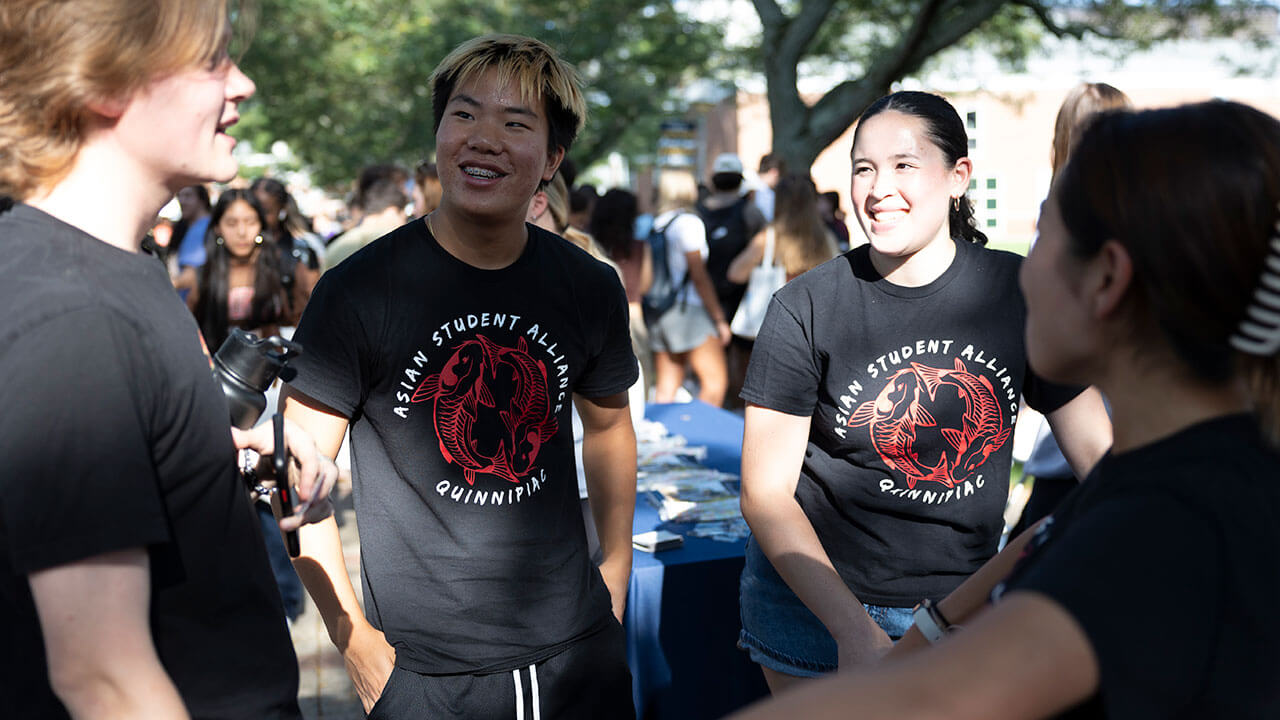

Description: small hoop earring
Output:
[254,235,263,245]
[952,197,961,212]
[215,236,225,245]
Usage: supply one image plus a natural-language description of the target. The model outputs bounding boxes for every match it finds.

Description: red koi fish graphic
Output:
[847,367,939,484]
[848,359,1011,490]
[411,334,557,486]
[914,359,1011,485]
[494,337,558,477]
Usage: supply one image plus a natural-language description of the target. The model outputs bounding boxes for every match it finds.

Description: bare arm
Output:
[281,386,393,713]
[637,243,654,298]
[684,250,731,345]
[575,391,637,623]
[739,404,891,669]
[887,518,1044,656]
[1045,387,1112,480]
[30,549,190,720]
[728,591,1098,720]
[727,231,767,285]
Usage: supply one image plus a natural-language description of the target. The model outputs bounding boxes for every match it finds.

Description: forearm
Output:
[53,663,189,720]
[686,262,726,324]
[727,238,764,284]
[890,519,1044,656]
[741,493,874,644]
[292,515,371,650]
[1047,387,1112,479]
[582,417,637,619]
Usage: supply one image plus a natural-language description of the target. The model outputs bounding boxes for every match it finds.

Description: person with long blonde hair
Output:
[647,166,732,405]
[727,172,839,284]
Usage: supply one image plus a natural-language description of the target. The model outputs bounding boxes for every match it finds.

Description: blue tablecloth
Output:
[627,402,768,719]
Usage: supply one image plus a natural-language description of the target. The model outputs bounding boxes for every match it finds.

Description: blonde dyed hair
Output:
[1051,82,1131,180]
[654,167,698,215]
[0,0,233,200]
[430,34,586,155]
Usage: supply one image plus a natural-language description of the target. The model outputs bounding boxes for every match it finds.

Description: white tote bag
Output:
[730,228,786,340]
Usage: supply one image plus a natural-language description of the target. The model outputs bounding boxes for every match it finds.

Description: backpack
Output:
[696,195,753,317]
[641,213,689,325]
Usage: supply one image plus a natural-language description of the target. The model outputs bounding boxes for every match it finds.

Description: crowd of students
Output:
[2,2,1278,719]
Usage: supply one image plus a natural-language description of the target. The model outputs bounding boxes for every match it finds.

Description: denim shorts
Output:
[737,535,914,677]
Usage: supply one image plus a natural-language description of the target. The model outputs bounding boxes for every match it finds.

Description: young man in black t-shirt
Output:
[283,35,638,718]
[0,3,337,718]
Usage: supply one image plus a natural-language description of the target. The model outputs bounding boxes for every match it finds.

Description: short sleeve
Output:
[0,308,169,573]
[1022,363,1085,414]
[740,296,820,416]
[670,213,707,255]
[1007,495,1218,717]
[287,270,369,417]
[574,267,639,398]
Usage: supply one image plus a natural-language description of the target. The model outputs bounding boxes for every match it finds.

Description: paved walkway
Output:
[289,485,365,719]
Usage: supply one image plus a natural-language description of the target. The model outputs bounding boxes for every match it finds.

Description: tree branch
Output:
[1015,0,1121,41]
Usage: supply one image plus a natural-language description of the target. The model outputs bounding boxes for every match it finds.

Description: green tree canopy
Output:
[236,0,719,188]
[747,0,1276,171]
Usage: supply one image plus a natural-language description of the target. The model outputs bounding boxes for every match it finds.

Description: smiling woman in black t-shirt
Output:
[736,91,1113,694]
[730,99,1280,720]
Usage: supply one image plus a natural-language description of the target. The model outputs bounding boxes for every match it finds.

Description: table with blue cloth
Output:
[626,401,769,719]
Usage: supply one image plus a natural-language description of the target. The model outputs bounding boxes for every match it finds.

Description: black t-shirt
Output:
[0,204,300,719]
[998,414,1280,718]
[288,219,637,675]
[742,239,1080,605]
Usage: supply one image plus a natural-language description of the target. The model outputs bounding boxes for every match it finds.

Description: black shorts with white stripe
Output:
[367,620,634,719]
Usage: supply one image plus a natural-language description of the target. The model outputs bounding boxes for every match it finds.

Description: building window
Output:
[987,198,997,210]
[968,138,977,150]
[986,218,997,228]
[966,111,977,129]
[986,178,997,190]
[969,179,977,191]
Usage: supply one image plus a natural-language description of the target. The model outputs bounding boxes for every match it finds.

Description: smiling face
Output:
[850,110,968,262]
[217,198,263,260]
[434,68,564,224]
[114,54,255,193]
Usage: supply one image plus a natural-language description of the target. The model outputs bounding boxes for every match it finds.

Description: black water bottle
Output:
[213,329,304,556]
[213,329,302,429]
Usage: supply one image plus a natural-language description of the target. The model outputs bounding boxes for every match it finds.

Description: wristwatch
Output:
[912,599,954,644]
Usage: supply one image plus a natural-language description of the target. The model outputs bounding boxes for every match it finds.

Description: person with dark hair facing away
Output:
[732,97,1280,720]
[735,90,1111,694]
[323,176,409,271]
[0,1,337,717]
[591,188,652,392]
[698,153,766,408]
[281,34,638,718]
